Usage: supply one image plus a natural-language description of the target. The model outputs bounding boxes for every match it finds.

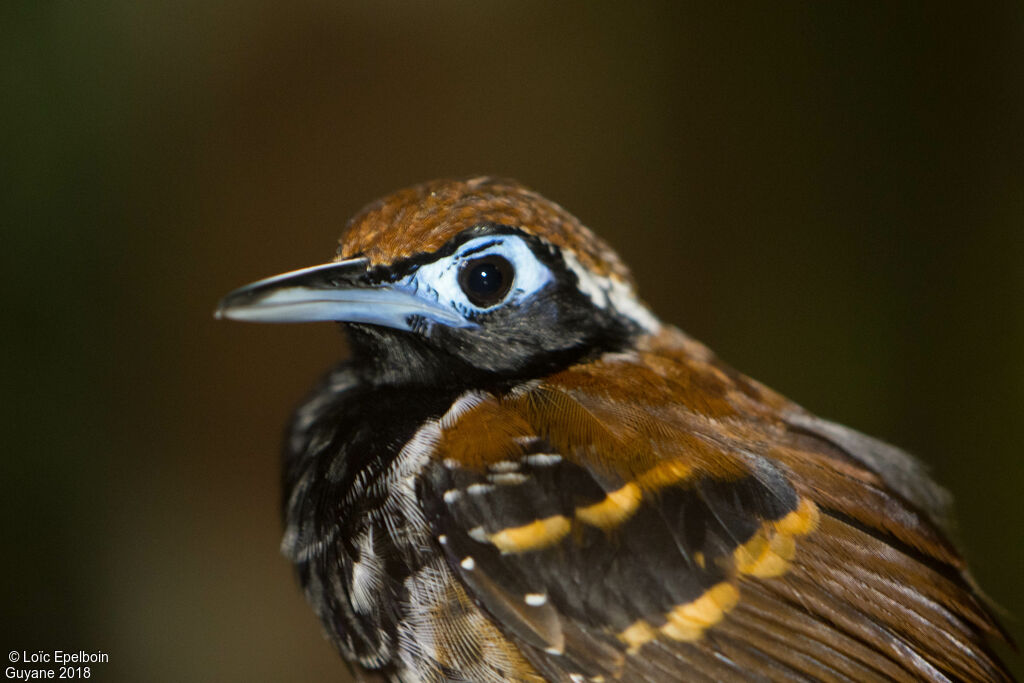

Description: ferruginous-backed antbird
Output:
[217,177,1012,682]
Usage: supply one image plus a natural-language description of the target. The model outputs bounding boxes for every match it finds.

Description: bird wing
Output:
[418,331,1010,682]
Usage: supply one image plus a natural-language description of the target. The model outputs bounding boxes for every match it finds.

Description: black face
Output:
[344,225,645,388]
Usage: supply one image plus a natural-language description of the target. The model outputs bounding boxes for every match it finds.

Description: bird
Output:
[217,177,1012,682]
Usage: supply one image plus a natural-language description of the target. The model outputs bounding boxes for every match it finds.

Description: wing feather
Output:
[416,330,1010,681]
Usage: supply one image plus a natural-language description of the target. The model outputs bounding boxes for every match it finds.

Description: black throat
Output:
[343,323,505,389]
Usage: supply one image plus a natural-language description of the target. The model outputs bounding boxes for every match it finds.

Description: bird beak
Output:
[215,257,471,329]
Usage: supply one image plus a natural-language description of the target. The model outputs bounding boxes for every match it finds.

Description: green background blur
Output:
[4,2,1022,681]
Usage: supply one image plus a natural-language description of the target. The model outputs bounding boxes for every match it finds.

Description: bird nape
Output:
[217,177,1012,682]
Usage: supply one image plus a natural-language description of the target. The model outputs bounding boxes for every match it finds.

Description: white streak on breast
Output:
[439,390,488,429]
[350,528,383,615]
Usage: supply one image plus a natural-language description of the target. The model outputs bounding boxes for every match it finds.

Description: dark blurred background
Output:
[4,2,1022,680]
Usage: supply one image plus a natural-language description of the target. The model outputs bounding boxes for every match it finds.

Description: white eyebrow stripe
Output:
[561,250,660,333]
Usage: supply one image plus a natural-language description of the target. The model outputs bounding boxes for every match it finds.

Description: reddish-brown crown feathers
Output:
[337,177,633,282]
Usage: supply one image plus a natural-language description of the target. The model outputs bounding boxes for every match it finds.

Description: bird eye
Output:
[458,255,515,308]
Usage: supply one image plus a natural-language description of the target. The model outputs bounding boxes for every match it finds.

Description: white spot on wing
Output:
[524,453,562,466]
[525,593,547,606]
[467,483,495,495]
[460,556,476,570]
[488,472,528,486]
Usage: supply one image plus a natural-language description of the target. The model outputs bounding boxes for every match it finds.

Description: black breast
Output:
[280,361,465,671]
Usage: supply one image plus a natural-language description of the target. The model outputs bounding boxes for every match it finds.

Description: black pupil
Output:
[468,263,503,294]
[459,255,514,307]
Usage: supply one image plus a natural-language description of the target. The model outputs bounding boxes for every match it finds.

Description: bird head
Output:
[217,177,660,382]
